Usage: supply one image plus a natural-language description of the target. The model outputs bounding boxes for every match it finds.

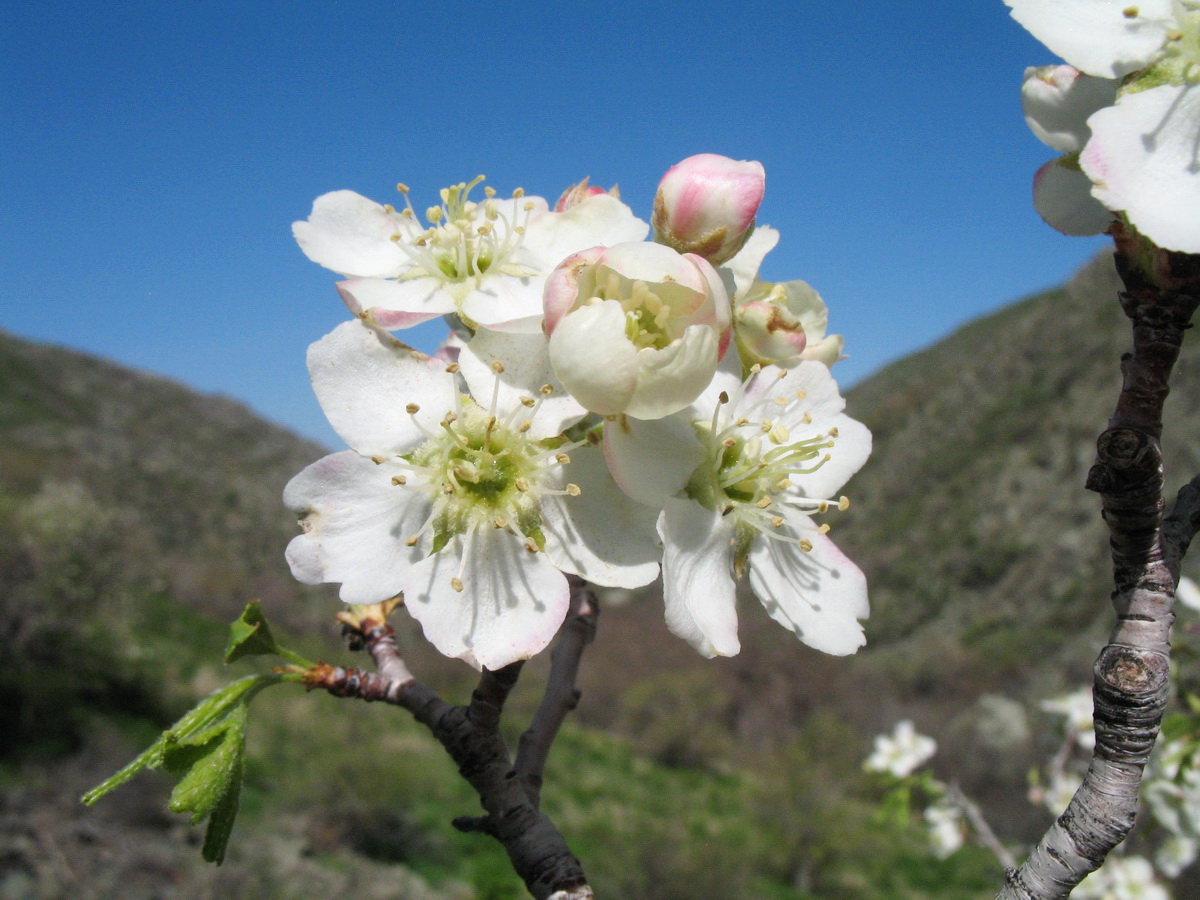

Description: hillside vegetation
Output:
[4,252,1198,898]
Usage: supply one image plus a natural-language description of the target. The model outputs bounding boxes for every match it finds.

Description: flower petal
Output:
[458,330,587,438]
[308,320,456,457]
[604,411,707,508]
[548,300,639,415]
[747,525,867,655]
[403,528,570,669]
[658,498,741,657]
[522,193,649,268]
[283,451,427,605]
[1032,159,1116,236]
[721,226,780,303]
[1021,65,1119,153]
[1004,0,1172,78]
[336,278,455,330]
[293,190,408,277]
[625,325,719,420]
[540,444,662,588]
[1082,84,1200,252]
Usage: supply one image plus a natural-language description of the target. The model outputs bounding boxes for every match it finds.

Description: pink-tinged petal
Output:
[459,330,586,438]
[625,325,719,420]
[603,412,705,508]
[540,444,662,588]
[1082,84,1200,253]
[293,190,408,278]
[283,451,427,605]
[308,320,456,457]
[747,526,867,656]
[658,499,740,657]
[403,528,570,670]
[1004,0,1172,78]
[600,241,709,295]
[1021,65,1119,153]
[548,300,639,415]
[1033,158,1116,236]
[542,246,607,334]
[720,226,780,303]
[336,278,455,330]
[523,194,649,267]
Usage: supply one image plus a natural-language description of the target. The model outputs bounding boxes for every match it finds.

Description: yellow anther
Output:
[515,478,530,492]
[520,395,536,407]
[443,411,457,425]
[484,186,496,197]
[722,504,735,516]
[776,477,791,491]
[450,577,464,592]
[396,182,410,194]
[383,204,395,213]
[774,395,789,406]
[760,419,774,433]
[566,483,582,497]
[771,516,784,528]
[838,496,850,511]
[756,496,773,509]
[750,363,762,374]
[401,208,414,219]
[556,453,571,464]
[524,201,536,211]
[371,456,384,464]
[1168,27,1183,40]
[794,390,807,400]
[477,223,493,236]
[817,501,829,514]
[828,426,839,438]
[802,412,812,424]
[391,475,407,486]
[769,424,790,444]
[722,437,736,448]
[446,363,460,374]
[736,417,750,427]
[406,403,421,414]
[818,523,831,535]
[390,233,402,243]
[519,420,532,433]
[1123,5,1139,18]
[426,206,443,224]
[799,539,813,552]
[405,536,419,546]
[513,187,525,198]
[490,360,505,374]
[718,391,730,404]
[524,539,539,553]
[540,384,554,395]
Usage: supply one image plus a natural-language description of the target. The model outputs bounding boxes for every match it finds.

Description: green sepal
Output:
[431,523,453,555]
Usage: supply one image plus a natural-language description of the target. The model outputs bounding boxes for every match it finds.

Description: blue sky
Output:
[2,1,1104,447]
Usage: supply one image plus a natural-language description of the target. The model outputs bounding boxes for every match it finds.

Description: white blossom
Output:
[864,720,937,778]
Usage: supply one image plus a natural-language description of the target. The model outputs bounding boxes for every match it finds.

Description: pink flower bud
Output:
[652,153,766,266]
[555,177,618,212]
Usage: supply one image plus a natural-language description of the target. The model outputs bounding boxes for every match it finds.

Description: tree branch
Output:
[304,604,592,900]
[998,226,1200,899]
[516,576,599,808]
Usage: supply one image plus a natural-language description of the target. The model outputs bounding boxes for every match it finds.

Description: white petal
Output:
[458,274,546,331]
[283,451,427,605]
[336,278,455,330]
[293,190,409,278]
[459,330,586,438]
[1005,0,1172,78]
[721,226,780,303]
[308,320,456,457]
[747,526,867,656]
[548,300,639,415]
[1033,159,1116,236]
[603,412,705,507]
[522,193,649,266]
[625,325,719,420]
[1021,65,1119,153]
[1082,84,1200,252]
[403,527,570,669]
[658,499,740,657]
[540,444,661,588]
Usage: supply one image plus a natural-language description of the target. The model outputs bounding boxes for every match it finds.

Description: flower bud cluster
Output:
[287,154,868,669]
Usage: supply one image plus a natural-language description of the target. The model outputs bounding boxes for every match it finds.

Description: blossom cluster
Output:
[1008,0,1200,252]
[285,154,870,670]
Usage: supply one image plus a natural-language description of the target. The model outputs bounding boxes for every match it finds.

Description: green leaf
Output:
[82,674,276,806]
[224,600,281,663]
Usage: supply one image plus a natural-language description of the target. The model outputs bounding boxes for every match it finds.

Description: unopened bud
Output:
[652,153,765,266]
